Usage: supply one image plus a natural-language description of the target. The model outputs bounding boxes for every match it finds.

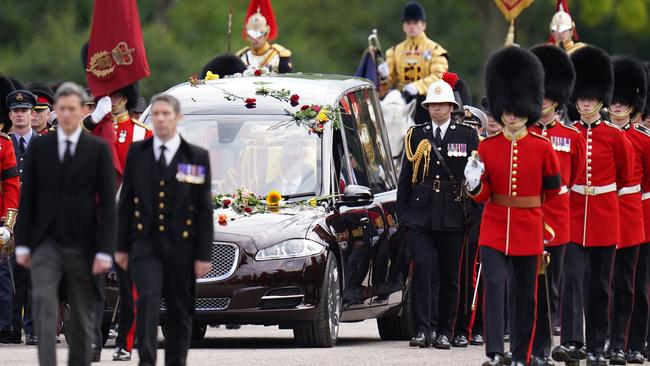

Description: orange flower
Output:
[218,213,228,225]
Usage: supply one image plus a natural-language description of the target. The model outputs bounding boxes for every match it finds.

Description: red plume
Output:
[442,71,459,89]
[242,0,278,41]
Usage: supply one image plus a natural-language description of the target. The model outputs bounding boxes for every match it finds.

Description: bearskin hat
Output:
[81,41,139,110]
[0,77,18,132]
[570,45,614,105]
[530,44,575,105]
[643,61,650,120]
[611,56,647,115]
[486,46,545,125]
[200,54,247,79]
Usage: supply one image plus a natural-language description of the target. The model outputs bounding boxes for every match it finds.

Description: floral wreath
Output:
[189,66,341,137]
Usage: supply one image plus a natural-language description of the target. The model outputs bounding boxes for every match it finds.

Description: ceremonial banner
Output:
[494,0,536,21]
[85,0,150,97]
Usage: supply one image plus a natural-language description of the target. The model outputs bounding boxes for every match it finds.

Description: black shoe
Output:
[503,351,512,365]
[91,344,101,363]
[579,345,587,360]
[530,356,555,366]
[626,350,644,364]
[451,334,469,347]
[112,347,131,361]
[469,333,484,346]
[553,325,561,336]
[609,349,627,365]
[511,362,527,366]
[55,334,61,344]
[7,330,21,344]
[409,332,429,348]
[25,334,38,346]
[482,354,505,366]
[429,330,437,346]
[434,334,451,349]
[504,333,510,343]
[552,343,581,362]
[585,352,606,366]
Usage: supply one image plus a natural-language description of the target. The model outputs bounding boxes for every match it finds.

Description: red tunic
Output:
[529,121,586,246]
[112,118,153,171]
[0,135,20,217]
[569,120,633,246]
[623,124,650,245]
[470,129,561,256]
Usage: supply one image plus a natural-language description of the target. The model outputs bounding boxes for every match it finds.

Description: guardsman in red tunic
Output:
[552,46,632,366]
[607,56,649,365]
[466,47,561,366]
[527,44,586,366]
[0,90,22,248]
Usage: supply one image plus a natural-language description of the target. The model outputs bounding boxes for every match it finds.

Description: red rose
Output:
[300,104,310,111]
[312,105,321,113]
[290,94,300,102]
[244,206,253,213]
[254,69,262,76]
[245,98,256,104]
[222,199,232,206]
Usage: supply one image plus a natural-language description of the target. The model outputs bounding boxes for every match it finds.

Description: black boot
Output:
[451,334,468,347]
[585,352,606,366]
[626,350,644,364]
[409,332,429,348]
[551,343,580,362]
[609,349,627,365]
[434,334,451,349]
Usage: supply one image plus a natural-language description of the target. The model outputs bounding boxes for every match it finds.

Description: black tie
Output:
[19,137,25,154]
[63,140,73,164]
[434,126,442,147]
[158,145,167,170]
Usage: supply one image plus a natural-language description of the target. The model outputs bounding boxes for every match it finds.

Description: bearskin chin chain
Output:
[404,128,432,184]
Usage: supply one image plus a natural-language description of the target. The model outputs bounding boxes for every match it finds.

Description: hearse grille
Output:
[198,242,239,282]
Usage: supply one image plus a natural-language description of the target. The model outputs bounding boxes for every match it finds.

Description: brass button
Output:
[137,223,143,231]
[159,214,164,220]
[159,192,165,198]
[159,225,165,232]
[587,131,593,136]
[182,231,189,239]
[513,156,518,161]
[513,142,518,147]
[513,163,518,168]
[186,219,192,226]
[512,192,518,196]
[587,138,592,143]
[587,173,592,178]
[542,132,547,137]
[159,203,165,209]
[588,159,592,164]
[513,149,519,154]
[134,210,140,218]
[512,170,518,175]
[435,175,440,179]
[587,166,592,171]
[436,161,441,165]
[134,197,139,204]
[587,152,592,156]
[512,177,517,182]
[160,180,165,187]
[512,184,517,189]
[587,145,593,150]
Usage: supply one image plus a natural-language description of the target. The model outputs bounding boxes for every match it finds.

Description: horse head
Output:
[380,90,416,163]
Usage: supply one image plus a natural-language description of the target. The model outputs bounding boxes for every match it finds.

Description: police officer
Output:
[606,56,649,365]
[466,46,562,366]
[378,1,449,124]
[552,46,631,366]
[6,90,39,346]
[236,7,292,73]
[396,79,478,348]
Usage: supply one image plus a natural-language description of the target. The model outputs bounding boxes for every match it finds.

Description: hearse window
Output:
[332,129,351,194]
[339,112,371,189]
[346,89,396,193]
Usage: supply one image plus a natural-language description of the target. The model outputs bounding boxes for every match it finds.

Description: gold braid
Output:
[404,128,432,184]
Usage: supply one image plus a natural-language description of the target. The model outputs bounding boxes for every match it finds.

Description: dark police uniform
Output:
[117,135,213,366]
[396,119,478,347]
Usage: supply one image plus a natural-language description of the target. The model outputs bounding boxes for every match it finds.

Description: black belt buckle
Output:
[433,179,441,192]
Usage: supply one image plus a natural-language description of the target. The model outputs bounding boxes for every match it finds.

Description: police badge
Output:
[423,50,433,61]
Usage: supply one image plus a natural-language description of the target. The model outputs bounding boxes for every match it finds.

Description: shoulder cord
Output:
[404,128,431,184]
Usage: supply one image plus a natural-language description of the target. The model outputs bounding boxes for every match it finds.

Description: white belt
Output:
[559,185,568,194]
[642,192,650,200]
[618,184,641,196]
[571,183,617,196]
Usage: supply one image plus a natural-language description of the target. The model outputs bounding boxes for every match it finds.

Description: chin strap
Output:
[576,101,603,119]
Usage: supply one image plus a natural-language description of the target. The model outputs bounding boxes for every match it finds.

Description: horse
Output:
[380,89,416,173]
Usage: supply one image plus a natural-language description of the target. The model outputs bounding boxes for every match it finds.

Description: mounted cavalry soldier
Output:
[396,78,478,349]
[378,1,449,124]
[548,3,586,55]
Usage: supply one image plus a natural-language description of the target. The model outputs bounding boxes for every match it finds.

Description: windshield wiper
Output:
[283,192,316,200]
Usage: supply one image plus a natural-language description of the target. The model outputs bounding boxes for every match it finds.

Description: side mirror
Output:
[338,185,374,208]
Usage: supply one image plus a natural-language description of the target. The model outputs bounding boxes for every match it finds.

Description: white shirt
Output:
[153,133,181,165]
[57,125,82,161]
[432,119,451,140]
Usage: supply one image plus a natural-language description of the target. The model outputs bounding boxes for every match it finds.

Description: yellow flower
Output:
[205,71,220,80]
[308,198,318,208]
[266,190,282,206]
[315,110,330,123]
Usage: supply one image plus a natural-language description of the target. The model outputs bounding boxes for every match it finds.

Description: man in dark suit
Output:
[396,79,479,348]
[15,82,116,366]
[114,94,213,366]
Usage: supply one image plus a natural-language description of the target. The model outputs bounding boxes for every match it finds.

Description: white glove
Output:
[377,62,389,78]
[91,96,112,124]
[403,83,418,96]
[464,154,484,191]
[0,227,10,245]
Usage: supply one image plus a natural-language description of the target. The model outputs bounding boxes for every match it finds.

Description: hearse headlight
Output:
[255,239,325,261]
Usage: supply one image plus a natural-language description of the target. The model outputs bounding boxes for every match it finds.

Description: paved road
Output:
[0,320,580,365]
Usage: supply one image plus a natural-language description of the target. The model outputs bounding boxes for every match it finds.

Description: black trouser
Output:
[408,226,463,338]
[116,266,136,351]
[609,245,640,350]
[532,244,566,358]
[559,243,616,353]
[454,239,483,338]
[132,238,195,366]
[481,247,538,363]
[93,274,106,349]
[627,243,650,351]
[11,255,33,337]
[31,239,97,366]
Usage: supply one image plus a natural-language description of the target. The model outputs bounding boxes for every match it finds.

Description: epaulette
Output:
[132,119,151,130]
[235,47,250,57]
[271,44,291,57]
[558,123,580,133]
[604,121,622,130]
[634,124,650,138]
[530,132,550,141]
[456,121,475,129]
[0,132,10,140]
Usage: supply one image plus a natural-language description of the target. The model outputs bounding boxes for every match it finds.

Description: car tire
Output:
[161,323,207,341]
[376,283,415,341]
[293,254,341,348]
